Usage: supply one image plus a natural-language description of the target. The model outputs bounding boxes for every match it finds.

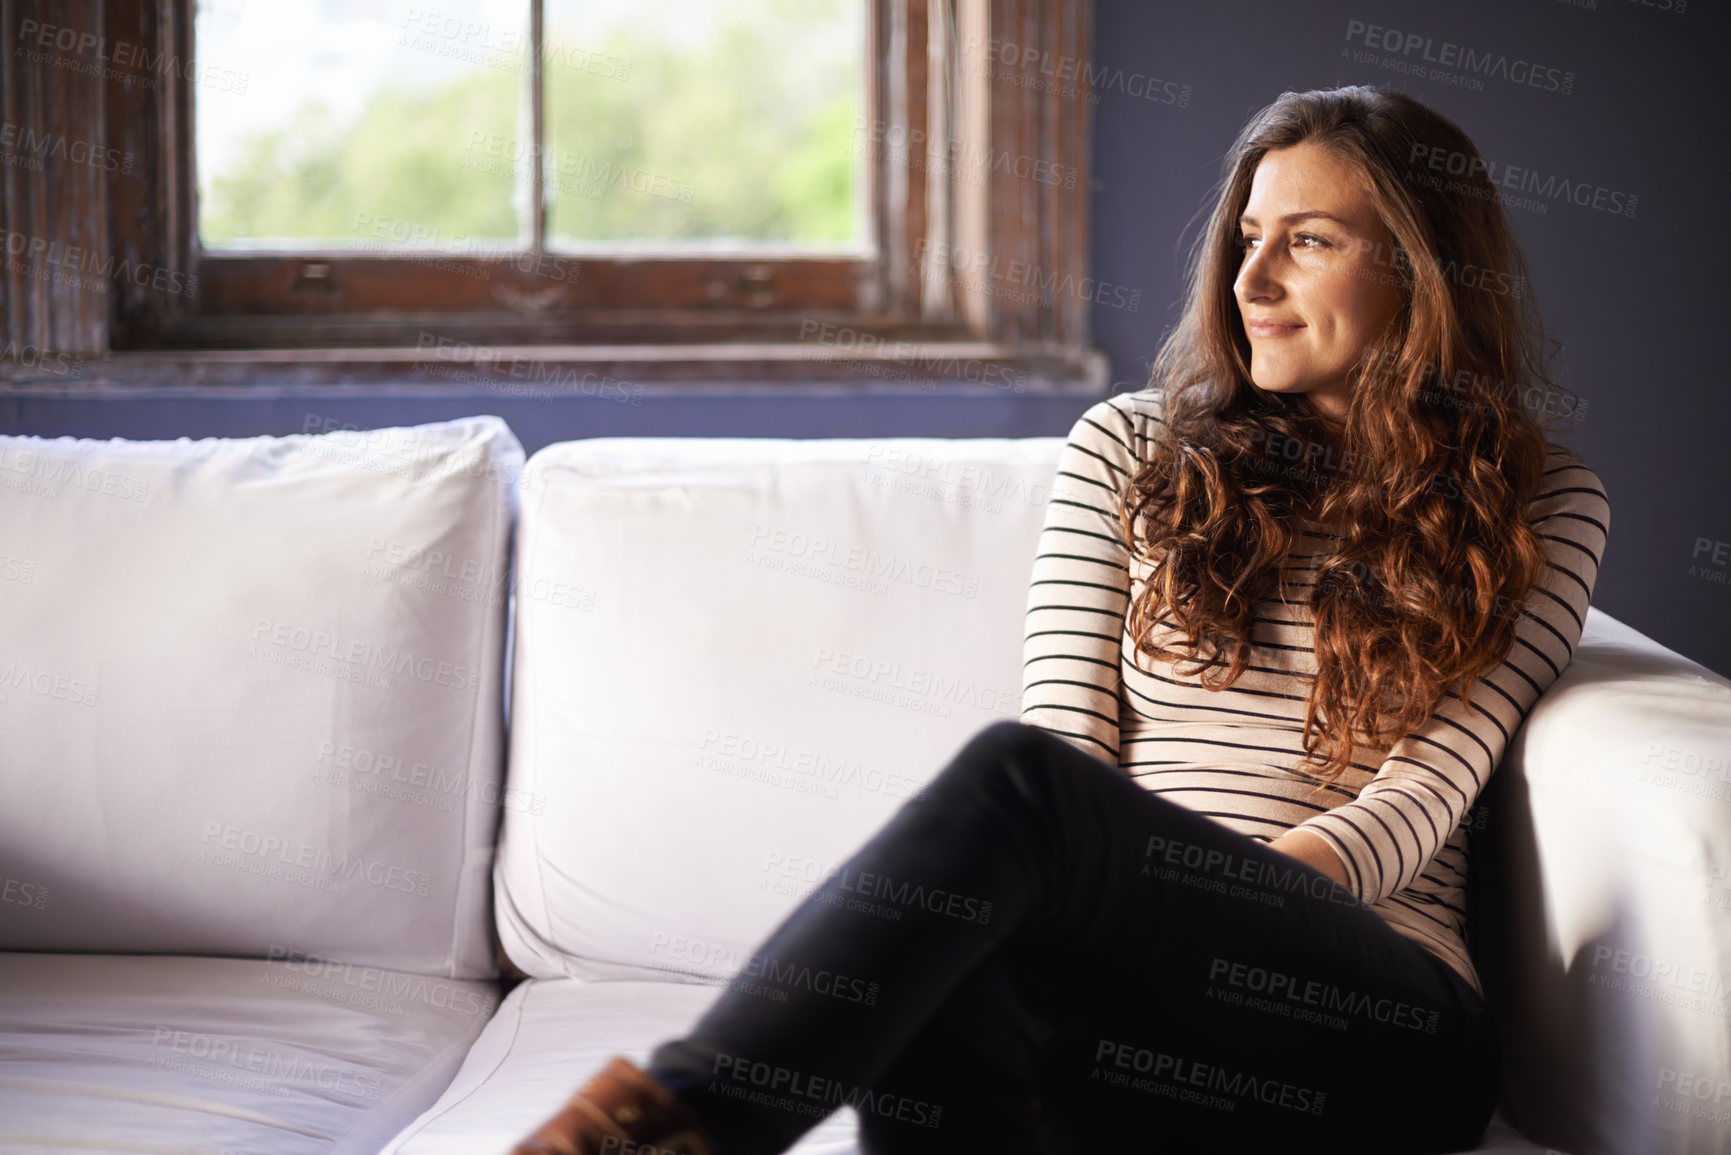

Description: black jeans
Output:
[646,720,1500,1155]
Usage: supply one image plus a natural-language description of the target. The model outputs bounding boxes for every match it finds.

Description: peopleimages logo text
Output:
[265,946,496,1016]
[249,616,482,693]
[15,19,248,93]
[199,822,432,897]
[0,228,198,297]
[1344,20,1573,95]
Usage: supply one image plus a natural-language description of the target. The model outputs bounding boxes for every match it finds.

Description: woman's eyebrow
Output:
[1237,210,1350,227]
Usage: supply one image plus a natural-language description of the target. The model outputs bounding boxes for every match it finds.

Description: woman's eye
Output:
[1237,233,1327,250]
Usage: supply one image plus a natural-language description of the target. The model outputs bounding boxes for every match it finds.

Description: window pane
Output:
[542,0,864,249]
[195,0,527,250]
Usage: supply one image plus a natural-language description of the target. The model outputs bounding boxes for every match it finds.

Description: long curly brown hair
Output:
[1121,85,1579,795]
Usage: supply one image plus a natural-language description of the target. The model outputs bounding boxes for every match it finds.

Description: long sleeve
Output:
[1293,454,1612,906]
[1019,394,1150,765]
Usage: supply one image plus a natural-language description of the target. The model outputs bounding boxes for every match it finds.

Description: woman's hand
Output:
[1267,827,1352,890]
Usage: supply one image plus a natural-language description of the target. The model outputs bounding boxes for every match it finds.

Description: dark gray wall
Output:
[1,0,1724,676]
[1088,0,1728,677]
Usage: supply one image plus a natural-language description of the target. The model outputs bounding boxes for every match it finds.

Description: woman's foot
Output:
[508,1055,719,1155]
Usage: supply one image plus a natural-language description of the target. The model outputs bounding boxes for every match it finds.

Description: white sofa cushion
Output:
[0,951,500,1155]
[1473,611,1731,1154]
[494,436,1061,980]
[0,416,521,978]
[379,976,863,1154]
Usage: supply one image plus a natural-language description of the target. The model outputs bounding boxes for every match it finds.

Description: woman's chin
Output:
[1249,378,1307,400]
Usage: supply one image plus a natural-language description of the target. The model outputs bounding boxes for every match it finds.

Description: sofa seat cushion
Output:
[0,951,500,1155]
[379,975,861,1154]
[377,973,1555,1155]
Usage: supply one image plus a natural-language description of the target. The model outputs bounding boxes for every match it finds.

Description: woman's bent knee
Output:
[942,721,1077,793]
[976,718,1043,753]
[961,720,1097,773]
[932,720,1137,829]
[905,722,1060,826]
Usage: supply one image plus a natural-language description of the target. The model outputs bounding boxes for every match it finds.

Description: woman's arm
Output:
[1267,831,1343,886]
[1019,394,1154,765]
[1267,827,1351,887]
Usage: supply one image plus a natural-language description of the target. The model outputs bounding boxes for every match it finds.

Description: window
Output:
[7,0,1098,389]
[198,1,866,252]
[187,0,870,326]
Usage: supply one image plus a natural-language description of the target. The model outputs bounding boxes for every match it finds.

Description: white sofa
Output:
[1,414,1727,1155]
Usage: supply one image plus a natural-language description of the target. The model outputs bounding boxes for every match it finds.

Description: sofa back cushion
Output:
[495,435,1062,980]
[0,416,521,979]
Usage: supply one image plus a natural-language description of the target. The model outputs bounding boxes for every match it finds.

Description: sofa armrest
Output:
[1470,607,1731,1155]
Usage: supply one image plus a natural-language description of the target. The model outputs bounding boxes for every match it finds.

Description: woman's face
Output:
[1233,140,1406,425]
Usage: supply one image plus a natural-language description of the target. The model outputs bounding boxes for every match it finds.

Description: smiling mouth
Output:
[1248,322,1304,337]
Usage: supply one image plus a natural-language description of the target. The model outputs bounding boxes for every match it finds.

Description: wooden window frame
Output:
[3,0,1100,390]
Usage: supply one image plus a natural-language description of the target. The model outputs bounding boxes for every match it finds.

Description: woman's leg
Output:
[645,719,1060,1155]
[646,720,1499,1155]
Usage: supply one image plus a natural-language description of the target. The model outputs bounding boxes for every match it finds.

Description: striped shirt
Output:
[1020,387,1611,997]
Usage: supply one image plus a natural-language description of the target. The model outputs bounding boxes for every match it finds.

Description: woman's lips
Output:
[1248,320,1304,337]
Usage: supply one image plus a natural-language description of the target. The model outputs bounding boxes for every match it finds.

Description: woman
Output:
[510,84,1610,1155]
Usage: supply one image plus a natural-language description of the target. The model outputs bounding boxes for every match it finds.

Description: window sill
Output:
[0,344,1109,397]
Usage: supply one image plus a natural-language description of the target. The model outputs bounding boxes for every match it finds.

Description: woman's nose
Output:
[1237,248,1277,300]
